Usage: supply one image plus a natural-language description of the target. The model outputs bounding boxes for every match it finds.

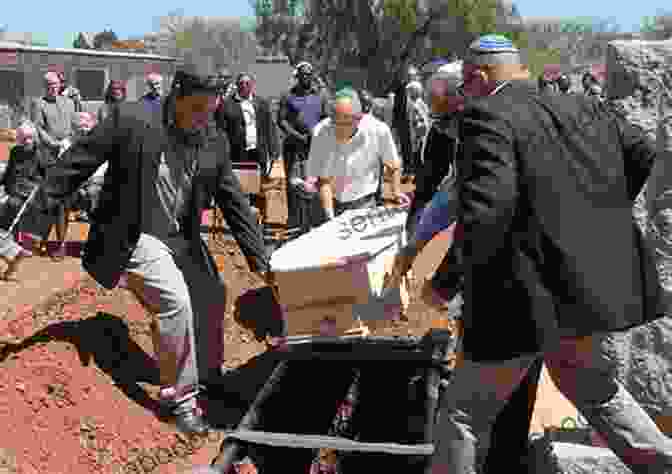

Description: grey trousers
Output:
[432,332,672,474]
[123,233,226,408]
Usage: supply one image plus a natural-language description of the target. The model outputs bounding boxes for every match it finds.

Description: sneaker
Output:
[158,387,210,436]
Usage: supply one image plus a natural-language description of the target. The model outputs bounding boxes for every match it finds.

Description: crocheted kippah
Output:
[468,34,519,53]
[333,87,362,114]
[467,35,521,65]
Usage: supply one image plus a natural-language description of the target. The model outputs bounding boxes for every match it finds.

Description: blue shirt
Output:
[142,94,162,115]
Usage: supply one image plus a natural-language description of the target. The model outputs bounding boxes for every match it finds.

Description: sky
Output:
[0,0,669,49]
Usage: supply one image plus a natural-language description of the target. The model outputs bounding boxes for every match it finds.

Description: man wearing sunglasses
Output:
[38,61,272,437]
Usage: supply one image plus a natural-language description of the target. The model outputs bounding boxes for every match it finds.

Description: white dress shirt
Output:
[240,97,258,151]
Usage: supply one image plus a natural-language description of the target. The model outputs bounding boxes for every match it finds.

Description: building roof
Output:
[0,31,35,44]
[0,41,177,61]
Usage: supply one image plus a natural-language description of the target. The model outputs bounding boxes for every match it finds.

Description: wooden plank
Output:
[222,430,435,455]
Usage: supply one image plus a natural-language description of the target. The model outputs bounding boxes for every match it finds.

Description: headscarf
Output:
[44,71,60,84]
[146,72,162,83]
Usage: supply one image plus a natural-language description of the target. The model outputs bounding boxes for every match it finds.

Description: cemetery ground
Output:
[0,159,627,473]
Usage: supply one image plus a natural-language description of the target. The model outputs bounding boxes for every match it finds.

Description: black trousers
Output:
[233,148,264,210]
[0,192,54,240]
[395,122,414,176]
[283,142,324,237]
[483,357,542,472]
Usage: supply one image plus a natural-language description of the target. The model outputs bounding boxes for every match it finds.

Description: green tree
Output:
[154,13,258,74]
[525,47,562,79]
[641,16,657,32]
[641,11,672,37]
[383,0,418,34]
[248,0,506,94]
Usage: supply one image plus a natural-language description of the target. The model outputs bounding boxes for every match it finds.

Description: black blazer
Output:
[451,80,664,361]
[40,102,269,289]
[215,95,279,163]
[2,145,53,199]
[406,115,459,238]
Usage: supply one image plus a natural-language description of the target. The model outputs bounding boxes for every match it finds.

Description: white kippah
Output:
[435,61,463,79]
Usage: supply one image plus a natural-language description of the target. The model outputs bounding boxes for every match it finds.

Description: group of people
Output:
[2,31,672,474]
[0,61,278,435]
[538,68,605,97]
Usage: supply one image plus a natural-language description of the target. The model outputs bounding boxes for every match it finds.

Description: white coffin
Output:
[270,206,408,336]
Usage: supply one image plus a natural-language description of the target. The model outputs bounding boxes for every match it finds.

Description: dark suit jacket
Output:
[215,95,279,163]
[406,115,460,239]
[453,80,664,361]
[40,102,269,290]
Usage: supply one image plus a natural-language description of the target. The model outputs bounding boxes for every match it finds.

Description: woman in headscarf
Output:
[405,80,430,180]
[0,122,54,280]
[97,80,127,123]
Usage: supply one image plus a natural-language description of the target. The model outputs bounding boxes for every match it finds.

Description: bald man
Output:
[306,88,407,220]
[29,72,78,260]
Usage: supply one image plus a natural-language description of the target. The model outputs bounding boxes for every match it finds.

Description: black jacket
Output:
[215,94,279,163]
[443,80,664,361]
[40,102,269,289]
[2,145,53,199]
[406,115,460,239]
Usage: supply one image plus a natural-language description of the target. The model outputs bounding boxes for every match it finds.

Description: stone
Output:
[602,38,672,426]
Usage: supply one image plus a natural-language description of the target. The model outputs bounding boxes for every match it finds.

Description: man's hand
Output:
[388,191,411,207]
[394,191,411,206]
[384,252,414,291]
[255,270,277,289]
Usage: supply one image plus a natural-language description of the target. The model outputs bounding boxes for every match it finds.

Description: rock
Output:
[603,38,672,424]
[526,435,629,474]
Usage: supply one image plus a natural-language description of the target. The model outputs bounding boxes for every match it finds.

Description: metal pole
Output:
[210,359,290,472]
[0,185,40,239]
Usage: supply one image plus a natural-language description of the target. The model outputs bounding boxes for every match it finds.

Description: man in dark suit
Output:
[215,72,279,178]
[39,63,272,437]
[428,35,672,473]
[391,64,420,181]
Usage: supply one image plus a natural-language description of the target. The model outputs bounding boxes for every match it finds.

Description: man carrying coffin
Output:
[39,61,272,436]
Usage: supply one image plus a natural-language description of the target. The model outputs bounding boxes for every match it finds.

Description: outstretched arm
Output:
[40,108,122,205]
[211,140,269,274]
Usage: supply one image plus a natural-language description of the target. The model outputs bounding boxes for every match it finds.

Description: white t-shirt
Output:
[306,113,401,203]
[240,98,258,150]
